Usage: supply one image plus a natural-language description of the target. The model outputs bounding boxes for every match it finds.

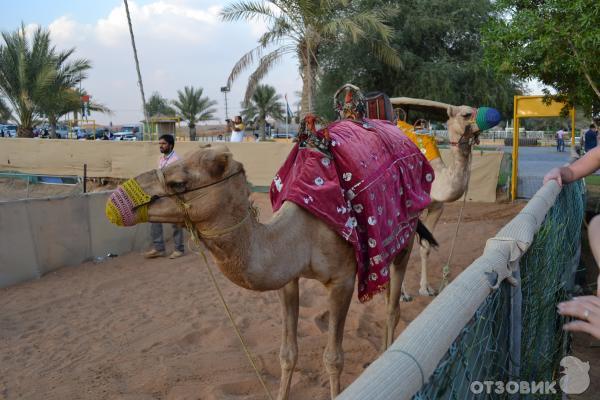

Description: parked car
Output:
[0,124,17,137]
[112,132,138,141]
[271,131,297,139]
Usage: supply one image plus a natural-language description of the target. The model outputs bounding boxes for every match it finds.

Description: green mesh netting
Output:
[413,181,585,399]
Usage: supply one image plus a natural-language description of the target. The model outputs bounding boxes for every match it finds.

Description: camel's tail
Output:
[416,221,438,248]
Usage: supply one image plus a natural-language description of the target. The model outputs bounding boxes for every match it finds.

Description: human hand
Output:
[543,167,563,186]
[558,296,600,340]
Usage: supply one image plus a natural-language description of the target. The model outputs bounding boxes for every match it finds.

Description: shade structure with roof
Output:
[144,114,180,140]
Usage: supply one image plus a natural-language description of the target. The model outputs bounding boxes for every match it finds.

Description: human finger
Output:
[557,301,598,321]
[568,296,600,311]
[563,320,600,340]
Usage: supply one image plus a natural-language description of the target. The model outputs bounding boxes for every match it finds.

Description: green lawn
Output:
[585,175,600,186]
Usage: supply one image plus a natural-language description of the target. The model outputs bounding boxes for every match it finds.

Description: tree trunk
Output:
[189,125,196,141]
[299,38,318,118]
[300,62,317,118]
[49,116,58,139]
[260,119,266,141]
[17,126,34,138]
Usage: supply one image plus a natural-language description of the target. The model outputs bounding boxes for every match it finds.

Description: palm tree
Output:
[171,86,217,141]
[241,84,284,140]
[0,24,91,137]
[43,88,111,138]
[36,52,93,138]
[146,92,176,117]
[0,96,11,122]
[221,0,400,116]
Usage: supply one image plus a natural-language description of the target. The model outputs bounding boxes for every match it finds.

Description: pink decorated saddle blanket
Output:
[270,119,434,302]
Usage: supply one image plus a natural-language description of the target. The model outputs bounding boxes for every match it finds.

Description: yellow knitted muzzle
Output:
[106,179,152,226]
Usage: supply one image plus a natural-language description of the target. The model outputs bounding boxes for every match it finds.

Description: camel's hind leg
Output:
[323,275,355,399]
[277,278,299,400]
[419,202,443,296]
[383,235,415,350]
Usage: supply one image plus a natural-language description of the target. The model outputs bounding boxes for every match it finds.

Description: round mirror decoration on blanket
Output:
[106,178,152,226]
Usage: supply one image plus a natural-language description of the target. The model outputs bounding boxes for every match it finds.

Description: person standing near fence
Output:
[144,134,185,259]
[556,128,566,152]
[544,148,600,339]
[584,124,598,153]
[229,116,245,142]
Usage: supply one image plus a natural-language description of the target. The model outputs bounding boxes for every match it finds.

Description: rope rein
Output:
[160,170,274,400]
[184,216,274,400]
[439,149,473,292]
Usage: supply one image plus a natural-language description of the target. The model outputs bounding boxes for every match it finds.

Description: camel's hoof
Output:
[400,293,413,302]
[419,287,437,296]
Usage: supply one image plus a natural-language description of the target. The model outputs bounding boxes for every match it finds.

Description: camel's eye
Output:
[170,181,186,193]
[463,112,473,119]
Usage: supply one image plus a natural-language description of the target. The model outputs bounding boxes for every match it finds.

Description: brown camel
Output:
[108,143,434,400]
[391,98,489,296]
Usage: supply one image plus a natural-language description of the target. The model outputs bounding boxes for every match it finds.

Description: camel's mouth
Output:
[105,179,152,227]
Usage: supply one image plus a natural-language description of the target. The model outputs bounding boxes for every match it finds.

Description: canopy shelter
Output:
[511,96,575,200]
[145,115,180,140]
[389,97,451,121]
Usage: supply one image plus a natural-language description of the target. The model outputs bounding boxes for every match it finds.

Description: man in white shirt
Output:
[556,128,566,152]
[144,134,185,259]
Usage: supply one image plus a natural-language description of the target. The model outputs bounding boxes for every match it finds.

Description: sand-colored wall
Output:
[0,138,295,187]
[0,192,160,288]
[0,138,503,202]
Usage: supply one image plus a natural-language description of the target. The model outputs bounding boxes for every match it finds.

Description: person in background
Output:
[556,127,566,152]
[229,116,245,142]
[144,134,185,259]
[544,147,600,339]
[584,124,598,153]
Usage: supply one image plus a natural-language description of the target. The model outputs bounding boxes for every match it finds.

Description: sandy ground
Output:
[1,194,598,399]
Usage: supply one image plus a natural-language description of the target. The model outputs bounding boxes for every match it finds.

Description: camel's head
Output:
[446,105,501,149]
[105,144,248,227]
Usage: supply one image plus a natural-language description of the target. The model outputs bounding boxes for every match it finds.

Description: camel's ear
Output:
[447,105,459,118]
[204,150,231,178]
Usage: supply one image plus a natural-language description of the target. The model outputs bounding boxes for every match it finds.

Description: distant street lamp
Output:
[220,86,230,121]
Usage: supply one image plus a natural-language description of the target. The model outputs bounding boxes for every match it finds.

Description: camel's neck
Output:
[196,200,308,292]
[430,142,472,203]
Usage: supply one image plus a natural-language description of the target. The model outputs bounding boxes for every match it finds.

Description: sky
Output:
[0,0,302,125]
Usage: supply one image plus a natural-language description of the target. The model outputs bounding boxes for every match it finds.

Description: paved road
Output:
[494,146,575,198]
[507,146,573,177]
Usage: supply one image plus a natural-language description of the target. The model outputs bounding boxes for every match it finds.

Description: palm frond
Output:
[243,45,294,104]
[220,1,279,23]
[371,40,402,69]
[227,44,266,88]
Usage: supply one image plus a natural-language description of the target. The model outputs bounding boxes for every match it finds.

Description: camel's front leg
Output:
[419,203,443,296]
[277,279,299,400]
[383,237,414,350]
[323,276,354,399]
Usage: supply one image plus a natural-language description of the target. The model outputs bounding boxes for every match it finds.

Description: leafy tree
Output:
[145,92,176,117]
[241,84,283,140]
[316,0,522,121]
[484,0,600,117]
[171,86,217,141]
[0,25,88,137]
[221,0,400,116]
